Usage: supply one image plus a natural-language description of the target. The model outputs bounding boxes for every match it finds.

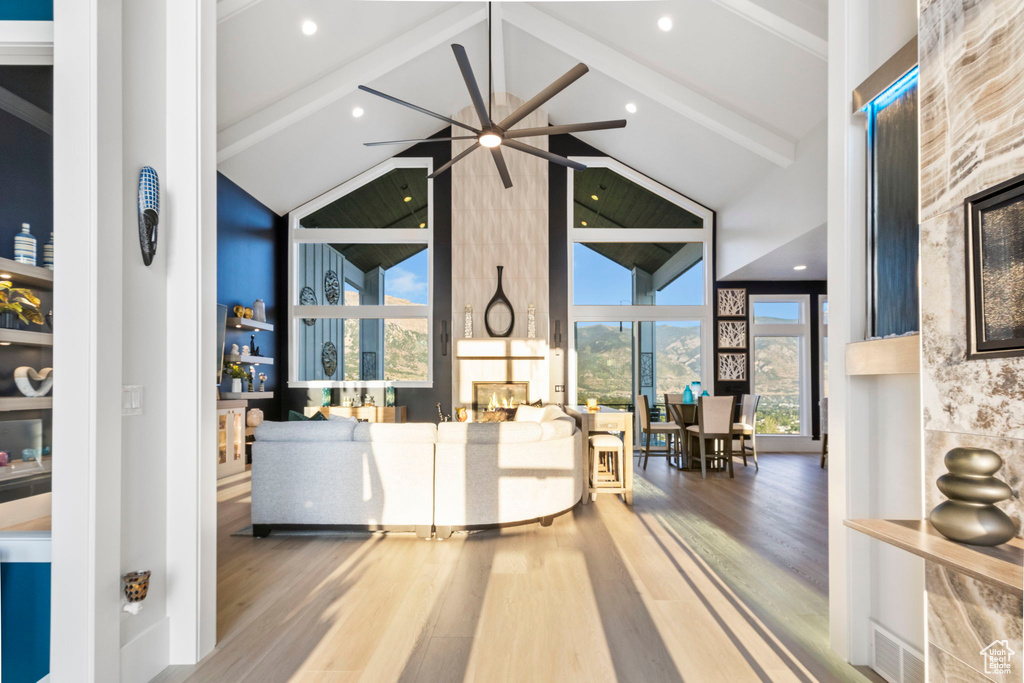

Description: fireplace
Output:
[473,381,528,422]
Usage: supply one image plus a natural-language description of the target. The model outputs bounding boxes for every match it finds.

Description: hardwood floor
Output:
[156,454,881,683]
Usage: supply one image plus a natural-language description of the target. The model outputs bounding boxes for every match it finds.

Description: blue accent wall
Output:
[0,1,52,20]
[1,562,51,683]
[217,173,286,420]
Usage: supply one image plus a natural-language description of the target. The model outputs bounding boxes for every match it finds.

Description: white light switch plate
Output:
[122,385,143,416]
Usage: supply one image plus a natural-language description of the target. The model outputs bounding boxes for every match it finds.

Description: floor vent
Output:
[870,620,925,683]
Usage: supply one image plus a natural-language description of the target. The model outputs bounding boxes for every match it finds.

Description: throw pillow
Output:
[288,410,327,421]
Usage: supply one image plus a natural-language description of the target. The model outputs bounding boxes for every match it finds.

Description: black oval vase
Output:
[484,265,514,338]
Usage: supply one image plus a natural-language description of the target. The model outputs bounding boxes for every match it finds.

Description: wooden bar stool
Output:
[589,433,625,502]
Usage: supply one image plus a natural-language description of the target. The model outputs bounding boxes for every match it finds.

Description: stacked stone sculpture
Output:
[929,447,1017,547]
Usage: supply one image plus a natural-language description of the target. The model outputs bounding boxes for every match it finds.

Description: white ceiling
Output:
[216,0,829,276]
[722,222,827,281]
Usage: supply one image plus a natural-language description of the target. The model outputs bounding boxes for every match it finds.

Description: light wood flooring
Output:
[155,453,881,683]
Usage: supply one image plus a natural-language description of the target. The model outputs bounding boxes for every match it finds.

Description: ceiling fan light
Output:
[625,102,637,114]
[479,133,502,148]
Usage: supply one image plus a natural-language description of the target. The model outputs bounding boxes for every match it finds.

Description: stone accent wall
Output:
[919,1,1024,679]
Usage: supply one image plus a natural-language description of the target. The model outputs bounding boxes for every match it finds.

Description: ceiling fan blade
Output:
[358,85,479,133]
[451,44,491,129]
[364,136,477,147]
[497,63,589,132]
[503,139,587,171]
[428,142,480,178]
[490,147,513,189]
[506,119,628,139]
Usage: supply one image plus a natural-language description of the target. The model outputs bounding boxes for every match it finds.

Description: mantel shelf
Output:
[225,354,273,366]
[845,518,1023,597]
[226,317,273,332]
[845,335,919,376]
[454,338,548,360]
[0,257,53,288]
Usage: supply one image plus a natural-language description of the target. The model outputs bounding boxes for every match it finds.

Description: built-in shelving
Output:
[0,397,52,411]
[219,391,273,400]
[0,257,53,289]
[845,334,919,376]
[845,518,1023,597]
[225,354,274,365]
[0,328,52,347]
[226,317,274,332]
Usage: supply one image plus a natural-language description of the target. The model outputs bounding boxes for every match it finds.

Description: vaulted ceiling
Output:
[216,0,828,276]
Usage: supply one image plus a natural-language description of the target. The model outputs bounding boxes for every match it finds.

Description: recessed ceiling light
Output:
[301,20,318,36]
[658,16,673,32]
[403,196,412,203]
[793,265,807,271]
[591,194,599,201]
[625,102,637,114]
[0,342,9,346]
[352,107,364,118]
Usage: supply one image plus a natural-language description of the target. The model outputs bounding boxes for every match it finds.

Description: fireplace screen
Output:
[473,382,528,422]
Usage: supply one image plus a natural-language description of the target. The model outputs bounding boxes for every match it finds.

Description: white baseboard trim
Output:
[757,435,822,453]
[120,615,169,683]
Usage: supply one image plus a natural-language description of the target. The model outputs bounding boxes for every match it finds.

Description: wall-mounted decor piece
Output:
[324,270,341,305]
[252,299,266,323]
[14,223,36,265]
[485,265,514,337]
[361,351,377,381]
[718,320,747,349]
[717,288,746,317]
[137,166,160,266]
[527,304,536,339]
[928,447,1016,546]
[966,172,1024,358]
[43,232,54,270]
[14,367,53,397]
[639,352,653,388]
[299,286,317,326]
[322,341,338,377]
[385,385,396,407]
[464,304,473,338]
[717,352,746,381]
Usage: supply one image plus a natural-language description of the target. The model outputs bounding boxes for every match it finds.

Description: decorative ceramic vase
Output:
[0,452,8,466]
[0,313,19,330]
[123,571,151,603]
[527,304,536,339]
[321,388,332,407]
[252,299,266,322]
[43,232,54,270]
[484,266,514,337]
[14,223,36,265]
[929,447,1017,546]
[385,385,396,407]
[690,381,702,399]
[231,378,242,393]
[137,166,160,266]
[456,407,468,422]
[682,385,694,404]
[246,409,264,427]
[464,304,473,338]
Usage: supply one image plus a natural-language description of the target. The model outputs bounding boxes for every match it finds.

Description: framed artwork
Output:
[717,288,746,317]
[718,320,747,349]
[966,172,1024,359]
[718,352,746,382]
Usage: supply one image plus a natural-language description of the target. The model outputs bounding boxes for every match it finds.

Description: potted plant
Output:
[225,363,248,393]
[0,281,44,330]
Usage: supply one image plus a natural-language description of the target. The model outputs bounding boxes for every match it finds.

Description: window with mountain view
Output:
[290,162,432,386]
[750,296,810,435]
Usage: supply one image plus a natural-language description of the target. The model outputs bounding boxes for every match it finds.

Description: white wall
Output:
[826,0,921,665]
[717,118,826,279]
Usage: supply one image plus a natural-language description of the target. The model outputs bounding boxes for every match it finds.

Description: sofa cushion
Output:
[352,422,438,444]
[540,405,568,422]
[513,405,545,423]
[540,416,576,440]
[328,414,359,425]
[437,422,543,444]
[254,420,356,442]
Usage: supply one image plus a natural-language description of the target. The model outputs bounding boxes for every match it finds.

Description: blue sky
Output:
[573,244,703,306]
[385,250,429,304]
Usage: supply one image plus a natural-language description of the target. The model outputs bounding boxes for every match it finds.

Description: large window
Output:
[568,159,714,426]
[750,295,811,435]
[289,160,432,387]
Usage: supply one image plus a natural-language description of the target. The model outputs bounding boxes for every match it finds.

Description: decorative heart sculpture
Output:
[14,366,53,397]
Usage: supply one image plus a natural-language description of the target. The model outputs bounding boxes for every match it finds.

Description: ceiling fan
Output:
[358,6,626,189]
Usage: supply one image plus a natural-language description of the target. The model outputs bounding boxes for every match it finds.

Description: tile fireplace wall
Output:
[919,0,1024,679]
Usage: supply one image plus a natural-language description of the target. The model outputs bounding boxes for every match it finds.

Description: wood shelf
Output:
[0,257,53,289]
[219,391,273,400]
[225,354,273,365]
[0,397,51,411]
[845,518,1023,597]
[226,317,273,332]
[845,335,919,375]
[0,328,52,347]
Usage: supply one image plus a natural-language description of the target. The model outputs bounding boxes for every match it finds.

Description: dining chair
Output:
[685,395,737,479]
[636,394,682,470]
[819,397,829,468]
[733,394,760,471]
[665,393,697,468]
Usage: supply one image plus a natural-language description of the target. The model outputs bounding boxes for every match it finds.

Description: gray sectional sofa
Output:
[250,407,583,539]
